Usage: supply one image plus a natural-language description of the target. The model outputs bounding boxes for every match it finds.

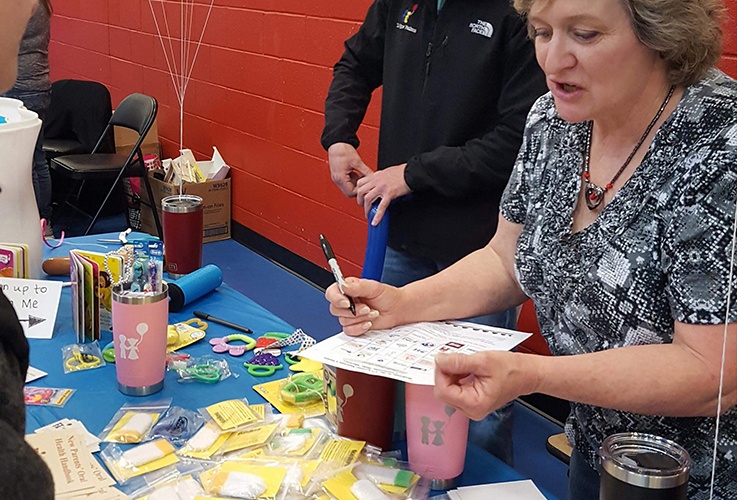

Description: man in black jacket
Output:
[321,0,546,464]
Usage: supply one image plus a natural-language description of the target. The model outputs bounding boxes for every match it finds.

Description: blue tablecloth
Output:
[26,281,297,433]
[26,233,559,499]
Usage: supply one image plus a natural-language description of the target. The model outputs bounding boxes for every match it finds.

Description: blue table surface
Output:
[27,233,559,500]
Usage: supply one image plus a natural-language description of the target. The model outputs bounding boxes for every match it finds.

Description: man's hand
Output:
[327,143,374,197]
[356,163,411,225]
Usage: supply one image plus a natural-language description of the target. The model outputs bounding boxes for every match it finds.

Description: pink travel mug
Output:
[162,194,203,278]
[112,283,169,396]
[405,383,469,489]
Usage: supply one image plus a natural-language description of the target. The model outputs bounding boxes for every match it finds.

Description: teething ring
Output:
[102,342,116,363]
[209,334,256,356]
[183,318,208,330]
[65,352,102,371]
[281,372,324,404]
[243,352,283,377]
[185,363,222,383]
[256,337,278,349]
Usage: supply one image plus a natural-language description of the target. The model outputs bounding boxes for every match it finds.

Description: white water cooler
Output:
[0,97,43,279]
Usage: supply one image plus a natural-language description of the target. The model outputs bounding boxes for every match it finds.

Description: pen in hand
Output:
[319,234,357,316]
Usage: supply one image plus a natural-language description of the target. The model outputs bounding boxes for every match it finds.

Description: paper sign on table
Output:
[25,429,115,497]
[0,277,62,339]
[299,320,530,385]
[449,479,547,499]
[25,366,47,383]
[56,486,128,499]
[35,418,102,453]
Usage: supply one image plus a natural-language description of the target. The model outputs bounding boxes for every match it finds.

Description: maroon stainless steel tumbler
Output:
[162,194,203,279]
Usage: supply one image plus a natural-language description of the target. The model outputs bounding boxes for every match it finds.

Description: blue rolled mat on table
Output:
[167,264,223,311]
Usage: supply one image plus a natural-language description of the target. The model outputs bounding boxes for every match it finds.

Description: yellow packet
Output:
[166,321,206,352]
[250,403,266,420]
[382,474,420,495]
[269,428,322,457]
[138,475,202,500]
[102,440,179,484]
[178,423,232,460]
[200,462,287,499]
[205,399,258,431]
[299,459,322,488]
[104,411,161,443]
[238,447,268,459]
[219,423,279,455]
[322,470,359,500]
[318,439,365,467]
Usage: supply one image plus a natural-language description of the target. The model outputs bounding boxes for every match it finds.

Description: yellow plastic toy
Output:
[167,318,207,352]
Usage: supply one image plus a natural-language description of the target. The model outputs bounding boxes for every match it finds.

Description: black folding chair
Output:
[50,93,162,238]
[43,79,115,162]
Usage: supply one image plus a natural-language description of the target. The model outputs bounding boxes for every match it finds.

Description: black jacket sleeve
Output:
[0,290,29,380]
[0,290,54,500]
[320,0,388,151]
[404,16,547,198]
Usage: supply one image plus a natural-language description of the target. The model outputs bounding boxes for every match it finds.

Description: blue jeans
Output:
[2,89,52,220]
[381,246,516,466]
[568,448,600,500]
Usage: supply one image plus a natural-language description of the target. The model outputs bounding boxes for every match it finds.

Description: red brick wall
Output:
[49,1,737,278]
[49,0,378,276]
[722,1,737,77]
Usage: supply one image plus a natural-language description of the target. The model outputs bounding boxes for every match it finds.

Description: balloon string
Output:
[709,195,736,499]
[147,0,214,153]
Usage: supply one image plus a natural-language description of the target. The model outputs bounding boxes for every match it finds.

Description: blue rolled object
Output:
[168,264,223,312]
[361,202,390,281]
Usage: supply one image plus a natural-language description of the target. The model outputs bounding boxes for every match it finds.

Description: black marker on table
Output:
[192,311,253,333]
[319,234,357,316]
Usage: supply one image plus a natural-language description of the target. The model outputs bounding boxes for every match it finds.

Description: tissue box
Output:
[139,174,231,243]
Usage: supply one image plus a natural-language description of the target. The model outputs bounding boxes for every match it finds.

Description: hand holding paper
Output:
[434,350,535,420]
[299,321,530,385]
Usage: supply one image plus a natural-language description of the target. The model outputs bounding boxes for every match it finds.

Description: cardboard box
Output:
[139,174,231,243]
[114,117,160,158]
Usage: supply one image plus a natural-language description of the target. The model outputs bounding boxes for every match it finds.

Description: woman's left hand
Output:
[433,351,537,421]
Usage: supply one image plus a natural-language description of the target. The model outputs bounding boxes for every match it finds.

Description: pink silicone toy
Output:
[209,334,256,356]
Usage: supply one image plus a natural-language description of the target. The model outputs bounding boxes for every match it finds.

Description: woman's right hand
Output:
[325,277,402,336]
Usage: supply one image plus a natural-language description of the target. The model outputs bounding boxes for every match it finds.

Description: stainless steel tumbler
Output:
[599,432,690,500]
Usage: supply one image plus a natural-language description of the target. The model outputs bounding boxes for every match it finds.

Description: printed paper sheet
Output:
[299,321,531,385]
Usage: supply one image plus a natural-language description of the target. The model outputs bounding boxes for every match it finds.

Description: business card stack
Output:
[26,428,124,499]
[34,418,102,454]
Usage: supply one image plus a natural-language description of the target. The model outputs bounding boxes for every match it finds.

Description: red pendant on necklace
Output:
[581,85,676,211]
[585,182,606,210]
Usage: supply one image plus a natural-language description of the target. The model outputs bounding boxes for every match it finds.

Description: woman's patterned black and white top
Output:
[501,69,737,498]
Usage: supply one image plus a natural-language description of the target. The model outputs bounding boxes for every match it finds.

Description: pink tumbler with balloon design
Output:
[405,383,469,489]
[112,284,169,396]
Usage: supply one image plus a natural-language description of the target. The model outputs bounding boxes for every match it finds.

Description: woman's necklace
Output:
[583,85,676,210]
